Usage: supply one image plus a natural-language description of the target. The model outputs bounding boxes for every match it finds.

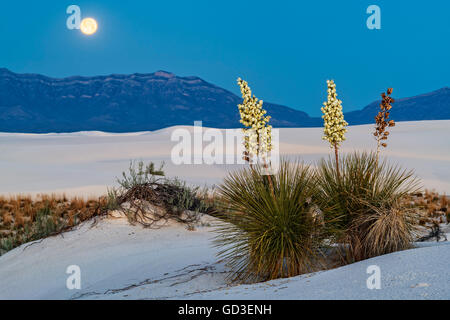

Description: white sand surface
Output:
[0,120,449,300]
[0,120,448,197]
[0,216,227,300]
[0,120,450,196]
[0,215,448,300]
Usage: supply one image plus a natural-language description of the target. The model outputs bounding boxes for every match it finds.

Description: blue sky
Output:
[1,0,449,115]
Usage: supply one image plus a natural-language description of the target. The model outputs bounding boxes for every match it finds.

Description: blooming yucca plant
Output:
[236,78,273,166]
[236,77,275,195]
[321,80,348,177]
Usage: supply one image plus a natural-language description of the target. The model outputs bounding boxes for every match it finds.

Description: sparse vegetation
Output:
[0,195,108,255]
[112,160,213,229]
[403,190,449,241]
[0,160,216,255]
[117,160,165,190]
[417,221,447,242]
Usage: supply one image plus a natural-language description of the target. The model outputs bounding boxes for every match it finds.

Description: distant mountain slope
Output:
[0,68,448,132]
[345,87,450,125]
[0,68,318,133]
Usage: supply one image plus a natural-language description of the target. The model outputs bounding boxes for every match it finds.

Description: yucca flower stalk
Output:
[237,78,273,166]
[374,88,396,164]
[237,78,274,195]
[321,80,348,177]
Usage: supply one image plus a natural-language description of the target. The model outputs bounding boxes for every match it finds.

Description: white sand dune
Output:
[0,120,449,197]
[0,216,448,300]
[0,120,449,300]
[0,216,226,300]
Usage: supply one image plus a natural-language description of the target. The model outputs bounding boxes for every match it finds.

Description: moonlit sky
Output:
[1,0,449,115]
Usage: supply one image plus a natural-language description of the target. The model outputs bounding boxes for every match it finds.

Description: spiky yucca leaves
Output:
[316,152,420,262]
[214,161,324,282]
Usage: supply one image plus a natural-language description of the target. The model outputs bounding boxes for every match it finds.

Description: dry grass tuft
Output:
[0,194,108,255]
[351,206,417,258]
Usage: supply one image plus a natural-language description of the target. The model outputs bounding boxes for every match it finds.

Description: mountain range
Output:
[0,68,448,133]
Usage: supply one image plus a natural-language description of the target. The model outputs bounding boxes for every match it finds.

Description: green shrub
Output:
[117,160,165,190]
[214,160,324,282]
[163,178,210,215]
[316,151,420,262]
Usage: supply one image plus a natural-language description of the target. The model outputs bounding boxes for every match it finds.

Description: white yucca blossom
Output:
[237,78,273,160]
[321,80,348,148]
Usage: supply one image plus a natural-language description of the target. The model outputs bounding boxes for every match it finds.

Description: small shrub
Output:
[214,160,324,283]
[163,178,210,215]
[114,160,212,228]
[117,160,165,190]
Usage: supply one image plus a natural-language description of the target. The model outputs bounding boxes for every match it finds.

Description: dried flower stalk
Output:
[374,88,395,163]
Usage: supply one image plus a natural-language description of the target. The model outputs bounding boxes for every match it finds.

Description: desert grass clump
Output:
[214,160,324,282]
[0,194,109,255]
[316,151,420,262]
[321,80,348,177]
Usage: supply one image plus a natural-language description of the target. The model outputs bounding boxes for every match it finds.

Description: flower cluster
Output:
[237,78,273,160]
[374,88,395,149]
[321,80,348,148]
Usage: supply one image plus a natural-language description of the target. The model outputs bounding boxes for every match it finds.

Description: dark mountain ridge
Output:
[0,68,448,133]
[345,87,450,125]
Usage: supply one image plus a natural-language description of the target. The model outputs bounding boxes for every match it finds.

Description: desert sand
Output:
[0,120,449,300]
[0,120,449,197]
[0,214,448,300]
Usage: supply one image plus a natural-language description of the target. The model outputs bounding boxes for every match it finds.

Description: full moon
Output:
[80,18,98,35]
